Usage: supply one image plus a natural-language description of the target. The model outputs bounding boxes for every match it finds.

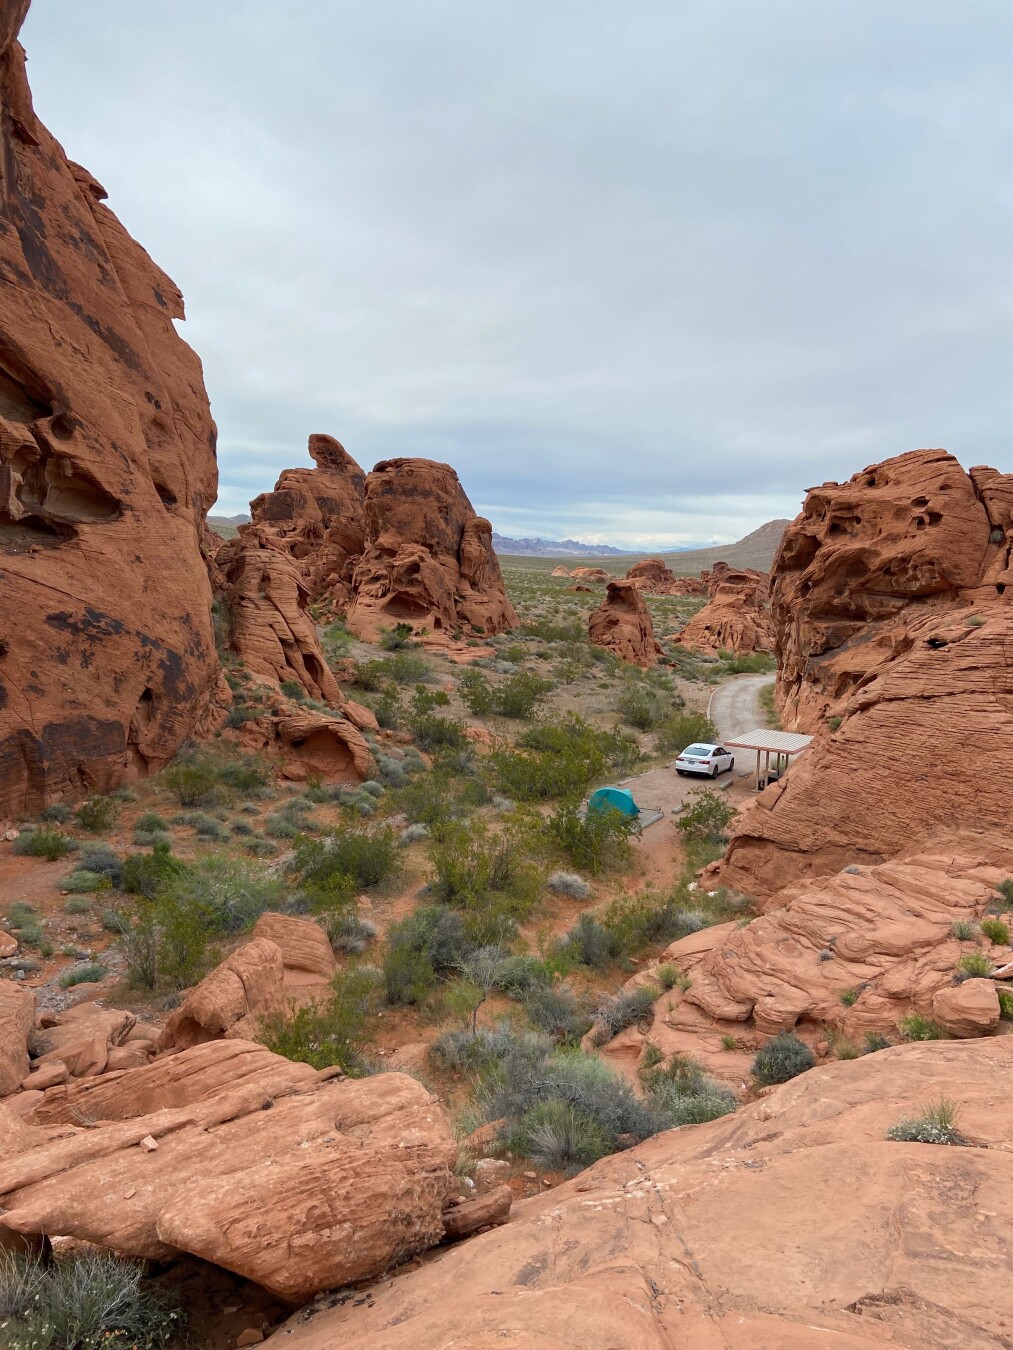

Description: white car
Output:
[675,743,735,778]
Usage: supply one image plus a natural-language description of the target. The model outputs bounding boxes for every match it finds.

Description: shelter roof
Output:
[723,729,814,754]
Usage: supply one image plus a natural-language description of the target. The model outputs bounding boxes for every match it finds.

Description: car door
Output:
[715,746,732,773]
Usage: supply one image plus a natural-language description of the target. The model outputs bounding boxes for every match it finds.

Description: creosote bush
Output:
[260,966,383,1072]
[751,1032,815,1085]
[677,788,735,845]
[543,799,638,875]
[655,710,718,755]
[459,668,553,719]
[490,715,639,802]
[12,828,75,861]
[897,1014,946,1042]
[74,796,119,834]
[980,916,1010,945]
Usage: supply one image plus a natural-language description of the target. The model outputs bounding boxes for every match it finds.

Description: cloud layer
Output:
[21,1,1013,544]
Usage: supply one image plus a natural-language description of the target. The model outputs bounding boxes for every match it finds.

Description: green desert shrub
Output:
[639,1051,737,1126]
[655,710,718,755]
[121,841,182,900]
[379,621,417,651]
[995,879,1013,906]
[460,669,552,719]
[382,906,471,1006]
[163,757,220,807]
[616,683,669,731]
[677,788,735,845]
[997,988,1013,1021]
[546,870,592,900]
[74,795,119,834]
[293,826,402,893]
[59,962,107,989]
[38,803,72,824]
[63,895,93,914]
[61,870,107,895]
[12,828,75,861]
[751,1032,815,1085]
[951,921,977,941]
[522,984,593,1044]
[980,916,1010,945]
[898,1014,946,1042]
[260,966,383,1072]
[159,853,289,936]
[957,951,994,980]
[542,799,638,875]
[490,715,639,802]
[428,822,543,944]
[886,1097,961,1145]
[507,1099,612,1171]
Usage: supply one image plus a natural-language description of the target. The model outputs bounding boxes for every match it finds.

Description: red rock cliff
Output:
[0,2,220,816]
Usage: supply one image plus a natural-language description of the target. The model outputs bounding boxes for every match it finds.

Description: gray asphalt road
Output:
[707,673,775,741]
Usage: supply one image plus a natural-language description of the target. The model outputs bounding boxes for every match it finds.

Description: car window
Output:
[682,744,711,757]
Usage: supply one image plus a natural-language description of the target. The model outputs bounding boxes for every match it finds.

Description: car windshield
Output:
[682,745,713,757]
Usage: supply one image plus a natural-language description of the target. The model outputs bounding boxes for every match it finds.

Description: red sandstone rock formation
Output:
[0,1041,459,1301]
[249,434,366,609]
[677,566,773,654]
[587,579,661,667]
[269,1037,1013,1347]
[550,565,570,577]
[594,849,1010,1088]
[716,450,1013,896]
[0,6,220,817]
[773,449,1010,729]
[569,566,611,584]
[346,458,517,641]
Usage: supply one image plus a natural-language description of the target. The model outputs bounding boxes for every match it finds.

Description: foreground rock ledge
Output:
[271,1038,1013,1347]
[0,1040,458,1301]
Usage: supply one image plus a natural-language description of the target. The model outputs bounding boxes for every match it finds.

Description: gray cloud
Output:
[21,0,1013,544]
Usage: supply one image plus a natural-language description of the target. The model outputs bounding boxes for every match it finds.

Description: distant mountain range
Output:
[208,513,250,539]
[492,518,791,570]
[491,533,635,557]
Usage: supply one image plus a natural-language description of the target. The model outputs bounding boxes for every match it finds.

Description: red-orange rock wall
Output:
[0,8,220,817]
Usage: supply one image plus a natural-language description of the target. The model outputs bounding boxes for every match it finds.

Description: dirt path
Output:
[707,672,775,741]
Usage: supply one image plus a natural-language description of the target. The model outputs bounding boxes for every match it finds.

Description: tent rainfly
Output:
[587,786,640,818]
[723,728,814,791]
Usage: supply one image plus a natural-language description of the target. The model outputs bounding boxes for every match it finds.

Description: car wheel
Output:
[710,763,719,778]
[729,757,735,771]
[676,769,685,777]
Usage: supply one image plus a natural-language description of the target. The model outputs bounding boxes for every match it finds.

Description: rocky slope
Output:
[270,1036,1013,1347]
[0,2,221,818]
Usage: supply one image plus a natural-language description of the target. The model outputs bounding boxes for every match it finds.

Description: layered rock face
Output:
[677,565,772,654]
[594,849,1011,1088]
[587,578,661,667]
[0,5,220,818]
[249,434,366,608]
[272,1038,1013,1347]
[346,458,517,641]
[718,449,1013,895]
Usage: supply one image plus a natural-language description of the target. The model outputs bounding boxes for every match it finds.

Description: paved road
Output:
[707,673,775,742]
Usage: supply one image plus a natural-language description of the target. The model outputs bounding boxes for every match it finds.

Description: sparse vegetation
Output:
[0,1248,182,1349]
[752,1032,815,1085]
[957,951,993,980]
[887,1096,961,1145]
[260,966,383,1072]
[898,1014,946,1042]
[980,916,1010,945]
[12,828,75,861]
[952,920,977,941]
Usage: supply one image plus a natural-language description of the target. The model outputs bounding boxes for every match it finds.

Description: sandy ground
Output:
[708,672,775,740]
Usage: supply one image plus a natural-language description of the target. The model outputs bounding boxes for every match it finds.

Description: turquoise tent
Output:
[587,786,639,818]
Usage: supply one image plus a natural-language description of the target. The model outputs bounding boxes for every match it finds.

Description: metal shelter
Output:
[723,728,814,791]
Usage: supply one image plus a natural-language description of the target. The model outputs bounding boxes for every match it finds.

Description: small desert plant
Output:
[135,811,169,833]
[655,963,681,990]
[163,756,220,807]
[951,920,977,941]
[655,710,718,756]
[720,1033,737,1051]
[897,1014,945,1041]
[616,683,669,731]
[0,1248,182,1349]
[826,715,843,731]
[546,870,592,901]
[522,984,593,1044]
[995,879,1013,906]
[294,826,402,893]
[543,799,637,875]
[59,962,107,989]
[38,803,72,824]
[63,895,93,913]
[61,870,107,895]
[74,795,119,834]
[379,621,417,651]
[751,1032,815,1085]
[887,1096,961,1145]
[864,1031,891,1053]
[12,828,75,861]
[957,951,994,980]
[997,988,1013,1020]
[590,983,658,1044]
[507,1099,612,1171]
[980,916,1010,945]
[839,986,860,1007]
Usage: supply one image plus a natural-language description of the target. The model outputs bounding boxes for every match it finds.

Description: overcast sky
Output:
[19,2,1013,546]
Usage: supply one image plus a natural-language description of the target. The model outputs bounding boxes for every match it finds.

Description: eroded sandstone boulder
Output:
[1,1039,458,1301]
[773,449,1011,729]
[569,566,611,584]
[587,579,661,667]
[677,567,772,654]
[249,434,367,610]
[346,458,517,642]
[269,1038,1013,1347]
[0,6,220,816]
[158,938,288,1052]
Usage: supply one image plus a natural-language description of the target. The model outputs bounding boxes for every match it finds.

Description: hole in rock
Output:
[0,364,52,423]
